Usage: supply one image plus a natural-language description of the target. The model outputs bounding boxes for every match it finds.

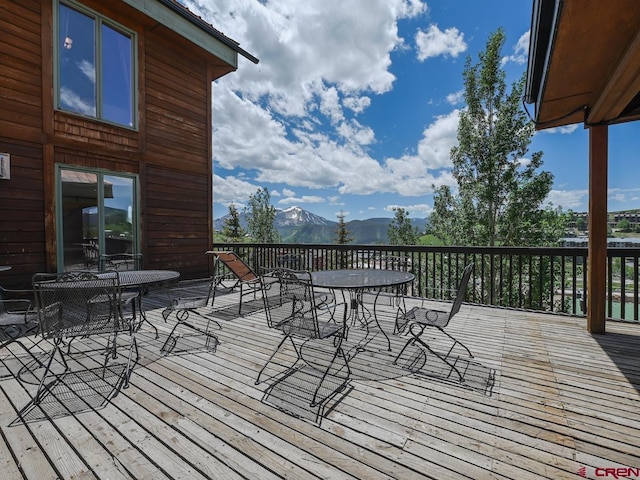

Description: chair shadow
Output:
[12,362,129,424]
[205,297,270,322]
[394,344,496,396]
[261,364,352,426]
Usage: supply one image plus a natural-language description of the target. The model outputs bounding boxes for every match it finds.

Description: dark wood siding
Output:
[145,165,210,277]
[143,25,212,278]
[0,1,43,142]
[0,141,46,287]
[144,27,210,173]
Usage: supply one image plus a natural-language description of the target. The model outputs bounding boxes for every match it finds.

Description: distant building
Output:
[560,237,640,248]
[568,212,640,230]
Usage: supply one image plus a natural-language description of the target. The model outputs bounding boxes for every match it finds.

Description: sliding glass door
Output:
[57,166,139,271]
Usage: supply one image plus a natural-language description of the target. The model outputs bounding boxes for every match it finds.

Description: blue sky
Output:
[182,0,640,222]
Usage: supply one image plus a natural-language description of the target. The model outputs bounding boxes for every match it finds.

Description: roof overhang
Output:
[525,0,640,129]
[122,0,259,69]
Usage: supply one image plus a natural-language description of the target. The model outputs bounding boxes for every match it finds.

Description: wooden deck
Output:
[1,279,639,480]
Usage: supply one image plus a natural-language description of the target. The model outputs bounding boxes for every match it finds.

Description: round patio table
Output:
[311,269,415,352]
[117,269,180,287]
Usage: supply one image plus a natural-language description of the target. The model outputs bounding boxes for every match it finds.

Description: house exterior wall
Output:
[0,0,233,287]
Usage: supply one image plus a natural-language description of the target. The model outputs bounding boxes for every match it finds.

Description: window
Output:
[56,1,136,128]
[57,167,140,272]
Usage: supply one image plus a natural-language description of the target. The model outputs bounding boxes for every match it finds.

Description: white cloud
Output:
[189,1,464,207]
[501,30,529,66]
[318,85,343,124]
[188,0,434,197]
[446,90,464,105]
[384,109,460,178]
[336,120,375,146]
[415,24,467,61]
[546,189,588,209]
[608,187,640,205]
[397,0,427,18]
[278,195,326,205]
[543,124,580,135]
[343,95,372,114]
[190,0,425,117]
[212,174,259,207]
[384,203,433,216]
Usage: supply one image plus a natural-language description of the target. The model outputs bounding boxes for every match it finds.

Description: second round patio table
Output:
[311,268,415,352]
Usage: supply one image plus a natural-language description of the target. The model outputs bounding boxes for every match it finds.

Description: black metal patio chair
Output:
[393,263,474,382]
[29,271,139,406]
[256,269,350,416]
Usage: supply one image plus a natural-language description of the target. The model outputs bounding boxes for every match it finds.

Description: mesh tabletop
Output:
[115,270,180,287]
[311,269,414,290]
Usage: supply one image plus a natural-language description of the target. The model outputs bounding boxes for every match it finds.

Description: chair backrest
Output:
[265,268,323,338]
[212,251,259,282]
[32,271,121,340]
[448,263,474,320]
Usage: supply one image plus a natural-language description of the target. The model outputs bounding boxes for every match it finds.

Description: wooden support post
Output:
[587,125,608,334]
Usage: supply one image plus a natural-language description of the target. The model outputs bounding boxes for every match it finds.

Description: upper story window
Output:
[56,1,137,128]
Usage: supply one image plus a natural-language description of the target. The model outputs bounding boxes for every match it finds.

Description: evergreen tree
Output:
[334,210,353,244]
[244,187,280,243]
[222,203,245,242]
[387,207,419,245]
[430,29,564,247]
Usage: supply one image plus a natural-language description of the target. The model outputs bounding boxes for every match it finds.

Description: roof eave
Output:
[524,0,562,117]
[123,0,259,67]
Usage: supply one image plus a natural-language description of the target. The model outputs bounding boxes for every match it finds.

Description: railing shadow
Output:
[593,330,640,395]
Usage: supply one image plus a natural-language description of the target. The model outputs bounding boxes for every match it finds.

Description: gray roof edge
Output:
[154,0,259,64]
[524,0,560,105]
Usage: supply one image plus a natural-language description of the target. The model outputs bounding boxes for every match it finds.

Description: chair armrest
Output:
[1,298,33,314]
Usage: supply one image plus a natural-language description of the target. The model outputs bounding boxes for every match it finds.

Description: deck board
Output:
[1,279,639,479]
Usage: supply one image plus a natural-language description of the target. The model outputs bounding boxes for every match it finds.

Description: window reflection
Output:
[57,1,135,128]
[59,169,138,271]
[102,24,133,126]
[59,4,96,116]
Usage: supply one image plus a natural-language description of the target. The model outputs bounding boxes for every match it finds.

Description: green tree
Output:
[430,29,563,247]
[617,218,631,232]
[222,203,245,242]
[244,187,280,243]
[334,210,353,244]
[387,207,419,245]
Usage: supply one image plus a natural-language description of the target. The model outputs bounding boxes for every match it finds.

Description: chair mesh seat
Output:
[403,306,449,328]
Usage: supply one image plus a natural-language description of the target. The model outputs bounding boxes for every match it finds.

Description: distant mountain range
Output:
[214,206,429,244]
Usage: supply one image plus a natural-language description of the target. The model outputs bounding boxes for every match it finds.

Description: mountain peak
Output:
[277,206,331,226]
[214,205,333,230]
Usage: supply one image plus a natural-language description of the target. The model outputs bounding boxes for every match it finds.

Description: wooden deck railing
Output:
[211,243,640,323]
